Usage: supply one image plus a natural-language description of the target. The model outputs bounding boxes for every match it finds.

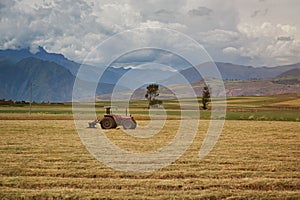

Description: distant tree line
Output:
[0,99,29,105]
[0,99,64,106]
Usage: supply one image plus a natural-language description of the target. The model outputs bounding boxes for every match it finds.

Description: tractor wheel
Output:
[131,120,137,129]
[100,117,116,129]
[123,120,136,130]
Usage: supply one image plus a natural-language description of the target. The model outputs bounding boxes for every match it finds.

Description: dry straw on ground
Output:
[0,119,299,199]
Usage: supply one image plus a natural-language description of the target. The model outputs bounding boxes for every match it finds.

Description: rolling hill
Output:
[277,68,300,77]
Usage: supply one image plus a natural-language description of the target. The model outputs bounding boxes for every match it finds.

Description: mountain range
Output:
[0,47,299,101]
[164,62,300,84]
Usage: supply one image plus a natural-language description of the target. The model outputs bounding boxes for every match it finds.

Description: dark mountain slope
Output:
[0,57,75,102]
[0,57,129,102]
[0,47,131,84]
[278,68,300,77]
[0,47,79,74]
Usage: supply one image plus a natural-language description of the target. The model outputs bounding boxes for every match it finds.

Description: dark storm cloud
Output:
[188,6,213,17]
[251,9,268,18]
[113,49,191,69]
[277,36,293,41]
[154,9,174,15]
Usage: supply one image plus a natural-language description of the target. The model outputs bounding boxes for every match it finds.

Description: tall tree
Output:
[202,84,211,110]
[145,84,161,108]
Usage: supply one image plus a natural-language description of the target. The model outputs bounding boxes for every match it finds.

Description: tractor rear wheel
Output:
[100,117,116,129]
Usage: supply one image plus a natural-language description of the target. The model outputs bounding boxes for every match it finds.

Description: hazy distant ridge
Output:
[1,47,300,101]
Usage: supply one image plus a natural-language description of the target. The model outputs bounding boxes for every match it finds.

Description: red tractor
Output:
[98,106,137,129]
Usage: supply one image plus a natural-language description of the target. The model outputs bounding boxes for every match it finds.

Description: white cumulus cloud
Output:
[236,22,300,66]
[0,0,300,67]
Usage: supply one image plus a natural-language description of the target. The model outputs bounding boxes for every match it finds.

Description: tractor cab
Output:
[104,106,114,115]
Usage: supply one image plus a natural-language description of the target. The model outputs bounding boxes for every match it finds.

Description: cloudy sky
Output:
[1,0,300,67]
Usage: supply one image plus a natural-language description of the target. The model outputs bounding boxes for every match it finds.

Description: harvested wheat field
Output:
[0,119,299,199]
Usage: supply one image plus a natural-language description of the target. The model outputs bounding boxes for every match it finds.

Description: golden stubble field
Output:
[0,118,299,199]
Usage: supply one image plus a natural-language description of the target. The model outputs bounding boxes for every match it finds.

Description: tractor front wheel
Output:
[100,117,116,129]
[122,120,136,130]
